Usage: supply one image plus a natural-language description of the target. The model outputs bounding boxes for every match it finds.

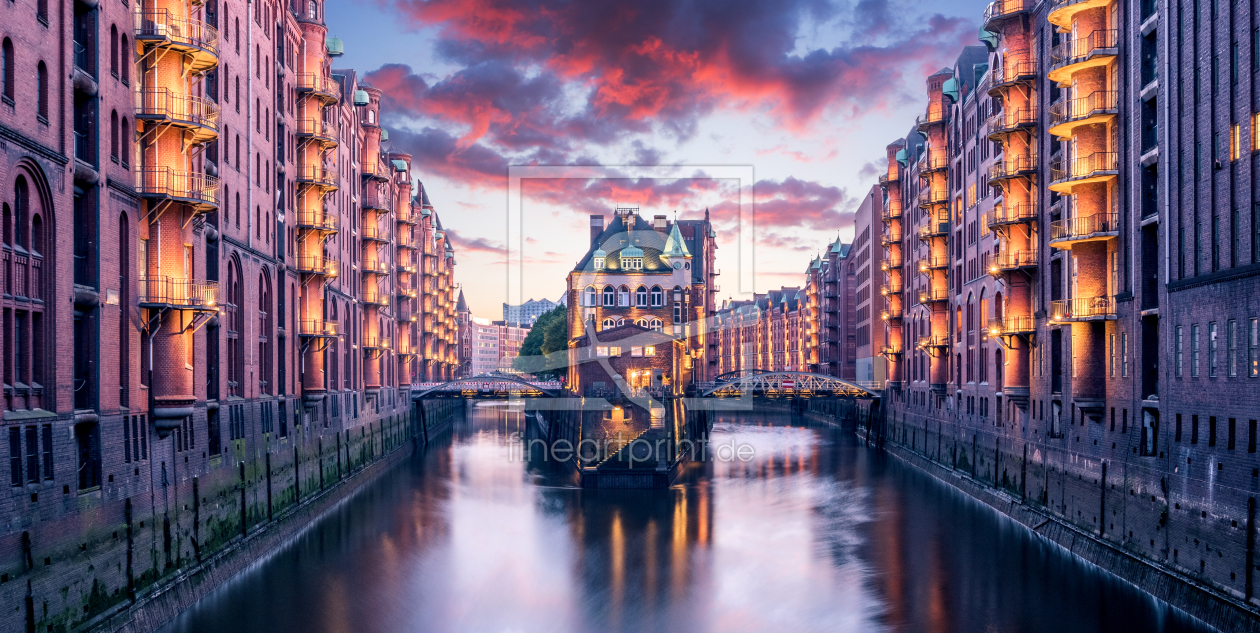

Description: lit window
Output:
[596,346,609,357]
[1209,322,1218,377]
[631,347,643,357]
[644,346,656,356]
[584,286,596,306]
[601,318,615,330]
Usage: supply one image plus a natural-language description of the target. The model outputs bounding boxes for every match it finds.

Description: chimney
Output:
[590,215,605,245]
[654,215,667,233]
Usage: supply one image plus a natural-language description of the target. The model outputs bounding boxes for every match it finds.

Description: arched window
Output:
[601,286,614,307]
[650,285,663,307]
[616,318,625,327]
[635,318,648,328]
[617,285,630,307]
[584,286,596,306]
[601,318,615,331]
[1,38,13,101]
[635,286,648,307]
[258,272,273,395]
[110,25,118,77]
[36,61,48,120]
[120,117,130,168]
[649,318,663,332]
[307,0,317,20]
[7,175,48,410]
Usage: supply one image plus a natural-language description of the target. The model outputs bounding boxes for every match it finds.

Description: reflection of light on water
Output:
[704,423,885,633]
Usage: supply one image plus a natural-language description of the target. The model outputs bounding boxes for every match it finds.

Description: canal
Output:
[160,405,1216,633]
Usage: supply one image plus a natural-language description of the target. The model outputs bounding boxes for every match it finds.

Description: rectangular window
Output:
[1121,333,1129,377]
[1210,416,1218,447]
[1209,322,1218,377]
[630,347,643,357]
[1251,318,1259,377]
[9,427,21,486]
[1192,415,1200,444]
[1252,419,1258,453]
[1175,326,1184,377]
[1229,320,1238,376]
[595,346,609,357]
[1109,334,1116,377]
[1191,325,1201,377]
[1232,123,1241,160]
[1229,418,1237,450]
[1176,414,1183,442]
[25,426,37,484]
[41,424,51,479]
[124,415,132,463]
[644,346,656,356]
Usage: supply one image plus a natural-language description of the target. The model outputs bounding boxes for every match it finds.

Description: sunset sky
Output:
[326,0,987,318]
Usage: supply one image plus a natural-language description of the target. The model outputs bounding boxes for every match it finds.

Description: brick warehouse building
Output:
[0,0,457,629]
[869,0,1260,613]
[566,208,718,393]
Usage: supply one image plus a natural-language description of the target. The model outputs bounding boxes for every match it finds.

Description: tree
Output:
[513,305,568,378]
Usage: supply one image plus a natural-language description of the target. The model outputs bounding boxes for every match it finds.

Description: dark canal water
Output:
[161,405,1217,633]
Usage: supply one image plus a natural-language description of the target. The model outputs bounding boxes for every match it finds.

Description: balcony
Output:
[296,164,339,191]
[136,168,219,211]
[1049,212,1119,247]
[881,230,903,246]
[985,204,1038,230]
[298,319,339,338]
[881,201,903,222]
[917,103,945,131]
[296,256,338,278]
[134,10,219,74]
[296,211,338,234]
[1049,297,1117,322]
[1049,152,1118,193]
[396,208,417,224]
[881,254,903,271]
[989,248,1039,274]
[982,0,1031,28]
[880,283,903,297]
[986,153,1036,185]
[987,57,1038,94]
[1048,91,1118,138]
[881,307,903,323]
[917,187,948,209]
[397,288,418,299]
[918,221,949,241]
[361,160,391,182]
[880,346,903,357]
[918,335,950,351]
[397,263,417,274]
[361,260,389,275]
[919,151,949,175]
[987,316,1036,337]
[297,73,341,104]
[919,287,950,305]
[1049,0,1114,30]
[1049,30,1119,85]
[361,225,390,243]
[362,190,390,212]
[397,240,418,251]
[986,107,1038,139]
[363,292,391,307]
[363,336,391,350]
[137,276,219,310]
[878,171,900,187]
[296,118,339,148]
[918,254,949,272]
[135,89,219,143]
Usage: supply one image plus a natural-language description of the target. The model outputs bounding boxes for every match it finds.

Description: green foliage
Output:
[513,305,568,378]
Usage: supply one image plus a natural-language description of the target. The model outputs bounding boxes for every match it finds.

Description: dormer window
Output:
[594,256,605,270]
[623,257,642,270]
[592,248,607,270]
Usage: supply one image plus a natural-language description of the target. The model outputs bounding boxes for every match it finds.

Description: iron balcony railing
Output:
[880,346,903,357]
[920,151,949,173]
[134,10,219,57]
[919,287,950,304]
[1050,212,1119,242]
[363,336,391,350]
[135,88,220,132]
[881,253,903,271]
[989,57,1038,87]
[295,211,338,233]
[296,73,341,102]
[298,319,339,337]
[990,248,1039,273]
[878,171,900,186]
[1051,29,1119,67]
[881,200,903,222]
[396,207,416,223]
[1049,297,1117,321]
[361,260,389,275]
[296,256,338,277]
[1049,91,1118,128]
[917,187,948,207]
[296,117,339,143]
[881,307,903,322]
[881,229,903,245]
[1050,152,1118,186]
[985,204,1038,228]
[363,292,391,307]
[361,225,390,242]
[918,254,950,272]
[918,221,949,240]
[987,316,1036,336]
[918,335,949,349]
[987,107,1038,136]
[880,283,903,297]
[137,276,219,308]
[361,160,390,180]
[296,164,339,189]
[397,288,418,299]
[136,167,219,207]
[983,0,1031,24]
[987,153,1036,182]
[919,103,945,128]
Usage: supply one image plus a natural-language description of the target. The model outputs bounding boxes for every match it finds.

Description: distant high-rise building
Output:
[503,297,562,326]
